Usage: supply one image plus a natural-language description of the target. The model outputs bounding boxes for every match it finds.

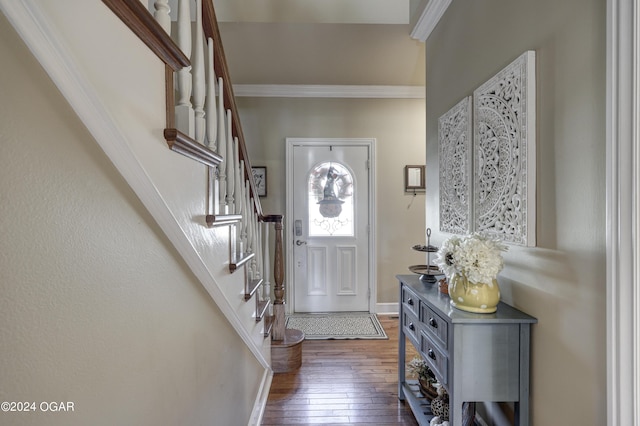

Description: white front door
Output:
[286,139,374,313]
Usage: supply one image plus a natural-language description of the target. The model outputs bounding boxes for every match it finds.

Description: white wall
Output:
[237,96,427,305]
[0,5,264,426]
[424,0,606,424]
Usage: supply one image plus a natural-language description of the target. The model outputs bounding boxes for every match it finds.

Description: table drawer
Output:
[420,331,448,385]
[401,285,419,317]
[402,310,420,348]
[421,304,448,350]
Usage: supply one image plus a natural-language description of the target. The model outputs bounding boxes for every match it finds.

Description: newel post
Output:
[271,216,286,340]
[268,213,302,373]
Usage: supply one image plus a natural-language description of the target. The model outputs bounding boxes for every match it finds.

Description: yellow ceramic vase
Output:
[449,273,500,314]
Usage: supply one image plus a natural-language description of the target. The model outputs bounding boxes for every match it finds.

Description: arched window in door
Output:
[307,162,354,236]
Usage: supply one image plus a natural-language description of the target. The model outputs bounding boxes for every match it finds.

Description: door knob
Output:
[296,240,307,246]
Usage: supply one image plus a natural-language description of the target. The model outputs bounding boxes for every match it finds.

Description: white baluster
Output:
[246,198,254,280]
[192,0,205,143]
[225,110,235,212]
[217,77,226,152]
[251,212,260,279]
[263,223,271,301]
[230,224,237,262]
[236,161,245,256]
[205,38,217,150]
[246,192,254,254]
[175,0,194,137]
[234,137,243,215]
[255,216,263,280]
[217,78,227,211]
[153,0,171,34]
[208,166,219,215]
[237,161,245,218]
[241,180,250,256]
[236,159,245,254]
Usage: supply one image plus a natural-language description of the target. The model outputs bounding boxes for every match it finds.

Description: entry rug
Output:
[285,312,388,340]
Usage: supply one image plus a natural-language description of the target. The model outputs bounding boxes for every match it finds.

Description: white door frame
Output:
[286,138,376,314]
[607,0,639,425]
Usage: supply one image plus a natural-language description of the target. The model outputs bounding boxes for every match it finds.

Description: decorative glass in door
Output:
[307,162,354,237]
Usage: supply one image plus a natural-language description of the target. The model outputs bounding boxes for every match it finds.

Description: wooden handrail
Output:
[164,128,223,167]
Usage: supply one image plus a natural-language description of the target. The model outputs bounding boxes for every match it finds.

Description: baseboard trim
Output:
[376,302,399,316]
[248,367,273,426]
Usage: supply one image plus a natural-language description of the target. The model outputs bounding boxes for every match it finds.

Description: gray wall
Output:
[238,96,427,304]
[425,0,606,424]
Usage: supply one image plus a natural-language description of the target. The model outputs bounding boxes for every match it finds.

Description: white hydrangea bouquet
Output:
[434,233,507,284]
[435,233,507,314]
[434,233,508,313]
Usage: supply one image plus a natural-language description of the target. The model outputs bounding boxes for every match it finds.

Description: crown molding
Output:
[409,0,452,42]
[232,84,425,99]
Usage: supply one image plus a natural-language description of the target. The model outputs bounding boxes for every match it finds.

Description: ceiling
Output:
[157,0,426,88]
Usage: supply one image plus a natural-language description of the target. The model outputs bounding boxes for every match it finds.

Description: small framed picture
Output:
[252,166,267,197]
[405,165,425,191]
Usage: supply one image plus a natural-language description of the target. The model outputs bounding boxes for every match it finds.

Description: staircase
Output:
[0,0,301,422]
[99,0,302,368]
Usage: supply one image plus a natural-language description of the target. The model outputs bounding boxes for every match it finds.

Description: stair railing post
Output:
[272,217,285,341]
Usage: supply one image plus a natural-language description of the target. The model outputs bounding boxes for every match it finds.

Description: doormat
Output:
[285,312,388,340]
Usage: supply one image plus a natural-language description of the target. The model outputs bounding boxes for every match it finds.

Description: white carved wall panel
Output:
[439,97,472,234]
[473,51,536,246]
[336,246,357,295]
[307,246,327,295]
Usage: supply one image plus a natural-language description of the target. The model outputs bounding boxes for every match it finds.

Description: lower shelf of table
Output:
[400,380,436,425]
[401,380,480,426]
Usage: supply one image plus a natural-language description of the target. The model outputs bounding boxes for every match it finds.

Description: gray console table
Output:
[397,274,537,426]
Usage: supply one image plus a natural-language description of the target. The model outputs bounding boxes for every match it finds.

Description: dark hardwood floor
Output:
[262,316,420,425]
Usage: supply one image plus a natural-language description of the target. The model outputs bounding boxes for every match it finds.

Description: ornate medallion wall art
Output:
[439,97,472,234]
[473,51,536,246]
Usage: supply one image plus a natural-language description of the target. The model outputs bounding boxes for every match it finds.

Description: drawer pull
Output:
[409,322,415,331]
[428,349,436,360]
[429,318,438,328]
[408,298,414,306]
